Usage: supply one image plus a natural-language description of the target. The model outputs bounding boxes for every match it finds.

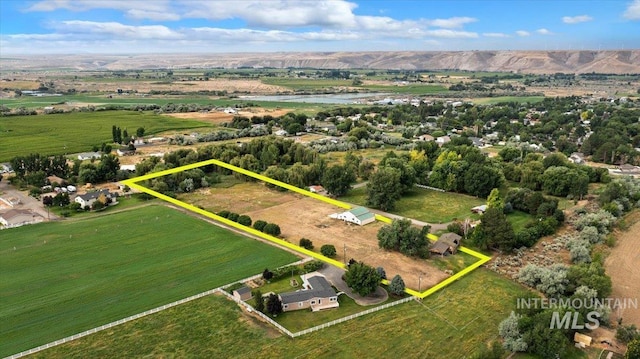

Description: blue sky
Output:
[0,0,639,54]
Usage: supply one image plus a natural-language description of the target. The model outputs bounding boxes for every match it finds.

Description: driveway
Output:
[319,265,388,305]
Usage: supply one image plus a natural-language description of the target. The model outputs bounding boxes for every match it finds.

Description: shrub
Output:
[263,223,281,236]
[617,324,640,344]
[217,210,230,218]
[303,260,324,273]
[227,212,239,222]
[376,266,387,280]
[253,220,267,231]
[262,268,273,281]
[389,274,405,295]
[272,265,301,280]
[237,215,252,226]
[299,238,314,250]
[320,244,337,258]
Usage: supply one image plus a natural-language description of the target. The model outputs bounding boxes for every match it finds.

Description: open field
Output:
[0,110,211,162]
[34,269,531,358]
[180,181,449,290]
[164,108,293,125]
[341,186,485,224]
[0,205,299,357]
[470,96,545,104]
[605,210,640,326]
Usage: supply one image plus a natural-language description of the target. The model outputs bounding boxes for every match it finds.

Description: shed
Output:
[429,232,462,256]
[232,286,253,301]
[330,207,375,226]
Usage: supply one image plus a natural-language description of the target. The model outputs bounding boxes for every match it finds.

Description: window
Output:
[311,300,316,305]
[318,299,322,304]
[283,304,288,309]
[299,302,303,307]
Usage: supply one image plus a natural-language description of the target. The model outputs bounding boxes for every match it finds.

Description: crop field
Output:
[0,205,299,357]
[34,269,531,358]
[341,186,485,224]
[261,77,354,89]
[0,110,212,162]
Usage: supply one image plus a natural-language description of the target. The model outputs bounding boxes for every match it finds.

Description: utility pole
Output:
[343,243,347,265]
[419,276,422,292]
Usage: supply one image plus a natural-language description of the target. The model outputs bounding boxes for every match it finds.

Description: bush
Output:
[262,268,273,281]
[253,220,267,231]
[217,210,230,218]
[376,266,387,280]
[272,265,301,280]
[389,274,405,295]
[320,244,337,258]
[263,223,281,236]
[303,260,324,273]
[299,238,314,250]
[237,215,252,226]
[227,212,240,222]
[616,324,639,344]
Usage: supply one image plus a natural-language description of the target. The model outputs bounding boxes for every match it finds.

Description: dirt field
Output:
[605,211,640,326]
[54,78,287,94]
[164,108,292,125]
[182,182,449,290]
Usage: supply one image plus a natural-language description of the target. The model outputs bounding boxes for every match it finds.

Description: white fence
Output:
[218,290,295,337]
[415,184,445,192]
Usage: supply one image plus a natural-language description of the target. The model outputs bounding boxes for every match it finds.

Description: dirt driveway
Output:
[605,211,640,326]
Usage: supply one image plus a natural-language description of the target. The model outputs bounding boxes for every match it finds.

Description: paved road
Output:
[319,265,388,305]
[0,180,58,221]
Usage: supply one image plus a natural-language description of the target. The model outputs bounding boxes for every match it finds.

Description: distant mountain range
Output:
[3,50,639,74]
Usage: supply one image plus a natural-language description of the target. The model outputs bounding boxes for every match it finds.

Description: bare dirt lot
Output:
[54,78,288,94]
[181,182,449,290]
[164,108,292,125]
[605,211,640,326]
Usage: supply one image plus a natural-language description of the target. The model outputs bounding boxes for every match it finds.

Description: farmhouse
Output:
[279,274,339,312]
[232,286,253,301]
[75,189,115,208]
[429,232,462,256]
[0,209,43,229]
[77,152,102,161]
[330,207,375,226]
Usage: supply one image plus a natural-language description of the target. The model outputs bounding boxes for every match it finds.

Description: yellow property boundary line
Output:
[122,158,491,299]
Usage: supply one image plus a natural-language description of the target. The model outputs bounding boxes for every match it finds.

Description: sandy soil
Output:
[605,211,640,326]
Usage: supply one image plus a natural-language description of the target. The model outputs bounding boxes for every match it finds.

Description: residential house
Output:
[77,152,102,161]
[569,152,585,164]
[330,207,375,226]
[417,134,434,142]
[309,185,326,194]
[75,189,115,209]
[279,274,339,312]
[274,129,288,136]
[471,205,487,214]
[232,286,253,301]
[469,137,484,147]
[429,232,462,256]
[0,209,43,229]
[436,136,451,146]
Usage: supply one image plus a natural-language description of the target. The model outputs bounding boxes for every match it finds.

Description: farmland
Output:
[0,110,211,162]
[0,205,299,357]
[340,186,485,224]
[34,269,531,358]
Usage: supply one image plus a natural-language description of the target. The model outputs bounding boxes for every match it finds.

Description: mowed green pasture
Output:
[0,205,298,357]
[341,186,485,223]
[35,269,531,358]
[0,110,210,161]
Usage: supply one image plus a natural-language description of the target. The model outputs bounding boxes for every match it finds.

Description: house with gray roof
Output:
[429,232,462,256]
[74,189,115,209]
[330,207,375,226]
[279,274,339,312]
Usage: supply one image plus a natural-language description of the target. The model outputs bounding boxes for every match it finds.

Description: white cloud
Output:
[56,21,183,39]
[426,17,477,29]
[516,30,530,37]
[623,0,640,20]
[483,32,510,38]
[27,0,171,13]
[536,28,553,35]
[424,29,478,39]
[562,15,593,24]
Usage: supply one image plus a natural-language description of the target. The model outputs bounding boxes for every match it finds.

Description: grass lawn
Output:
[322,147,402,165]
[341,186,485,223]
[507,210,534,232]
[431,250,479,274]
[0,110,211,162]
[50,193,154,219]
[34,269,532,358]
[0,205,299,357]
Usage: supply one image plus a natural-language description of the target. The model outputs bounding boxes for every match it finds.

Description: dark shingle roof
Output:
[234,286,251,295]
[77,189,112,202]
[279,276,336,305]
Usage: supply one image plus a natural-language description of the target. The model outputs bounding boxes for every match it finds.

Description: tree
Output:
[320,244,337,258]
[366,166,402,211]
[486,188,503,210]
[42,195,53,207]
[474,207,516,251]
[344,261,381,296]
[299,238,314,250]
[237,215,252,226]
[263,223,281,236]
[253,220,267,231]
[266,293,283,316]
[262,268,273,281]
[52,192,70,207]
[254,290,265,313]
[376,266,387,280]
[377,218,429,258]
[463,164,503,198]
[136,127,145,138]
[499,311,528,352]
[616,324,639,344]
[389,275,405,296]
[123,129,129,142]
[321,164,356,197]
[626,338,640,359]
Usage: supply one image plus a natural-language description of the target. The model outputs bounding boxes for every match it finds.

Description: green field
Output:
[34,269,531,358]
[341,186,485,223]
[0,205,298,357]
[0,110,211,161]
[261,77,449,95]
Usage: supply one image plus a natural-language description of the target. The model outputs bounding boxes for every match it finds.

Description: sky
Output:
[0,0,639,54]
